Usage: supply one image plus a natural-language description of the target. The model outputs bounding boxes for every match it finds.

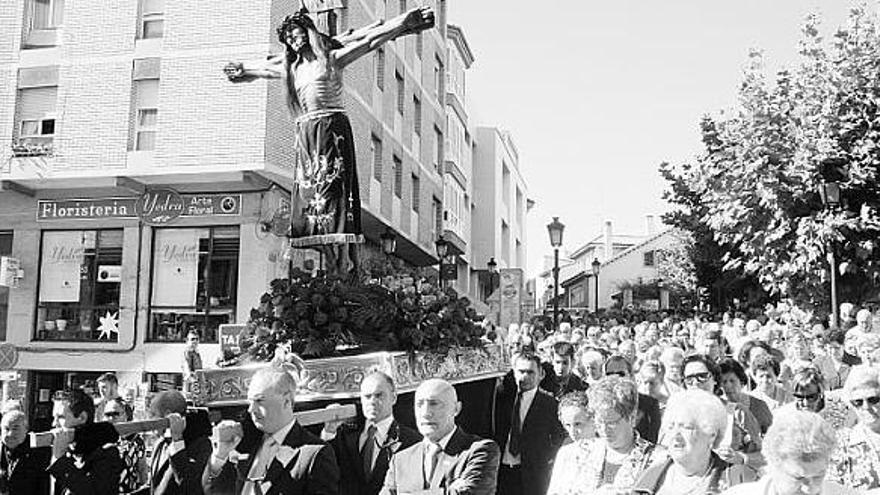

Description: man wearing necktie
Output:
[380,378,500,495]
[148,390,212,495]
[322,372,420,495]
[202,365,339,495]
[493,352,566,495]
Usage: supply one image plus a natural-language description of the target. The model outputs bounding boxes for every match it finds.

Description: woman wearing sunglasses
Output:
[776,367,857,430]
[102,397,147,494]
[827,365,880,492]
[679,354,764,484]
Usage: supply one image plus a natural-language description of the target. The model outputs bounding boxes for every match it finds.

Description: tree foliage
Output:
[664,6,880,310]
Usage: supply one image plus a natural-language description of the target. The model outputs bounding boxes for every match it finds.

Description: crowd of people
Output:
[0,302,878,494]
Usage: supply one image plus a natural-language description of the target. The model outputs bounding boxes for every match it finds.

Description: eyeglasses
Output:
[683,372,712,385]
[793,392,821,401]
[103,411,122,418]
[605,371,627,378]
[850,396,880,408]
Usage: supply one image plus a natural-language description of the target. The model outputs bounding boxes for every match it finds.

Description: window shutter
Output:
[18,66,59,89]
[376,49,385,90]
[18,87,57,120]
[412,174,420,212]
[372,135,383,181]
[133,58,161,80]
[393,156,402,197]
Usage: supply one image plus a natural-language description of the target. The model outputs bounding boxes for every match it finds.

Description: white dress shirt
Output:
[502,387,538,466]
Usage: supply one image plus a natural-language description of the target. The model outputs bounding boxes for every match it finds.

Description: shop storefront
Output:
[1,183,294,427]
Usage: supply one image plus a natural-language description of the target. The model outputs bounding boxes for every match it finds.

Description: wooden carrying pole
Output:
[30,404,357,448]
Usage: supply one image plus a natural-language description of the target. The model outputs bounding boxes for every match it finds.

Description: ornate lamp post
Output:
[819,159,844,328]
[547,217,565,331]
[592,258,601,312]
[380,228,397,256]
[435,236,449,289]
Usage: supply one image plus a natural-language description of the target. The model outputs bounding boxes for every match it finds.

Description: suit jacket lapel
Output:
[346,425,365,479]
[261,422,305,488]
[430,428,467,488]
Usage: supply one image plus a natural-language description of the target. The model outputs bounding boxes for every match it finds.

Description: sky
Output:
[449,0,862,278]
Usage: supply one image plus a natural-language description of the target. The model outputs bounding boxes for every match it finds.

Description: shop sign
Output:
[37,193,242,221]
[136,189,185,225]
[219,324,248,356]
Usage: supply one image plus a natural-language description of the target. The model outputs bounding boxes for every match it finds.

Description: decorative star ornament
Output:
[98,311,119,340]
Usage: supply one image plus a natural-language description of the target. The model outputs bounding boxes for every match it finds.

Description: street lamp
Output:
[591,258,601,313]
[380,228,397,255]
[547,217,565,331]
[487,257,498,298]
[435,236,449,289]
[820,158,845,328]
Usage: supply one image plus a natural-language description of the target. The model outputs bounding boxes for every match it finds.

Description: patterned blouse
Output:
[116,434,146,494]
[547,434,659,495]
[827,423,880,491]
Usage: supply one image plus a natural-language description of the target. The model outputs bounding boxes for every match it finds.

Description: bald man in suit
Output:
[380,379,500,495]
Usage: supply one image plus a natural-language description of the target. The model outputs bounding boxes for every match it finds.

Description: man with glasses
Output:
[603,355,661,443]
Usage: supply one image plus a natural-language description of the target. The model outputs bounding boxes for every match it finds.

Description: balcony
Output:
[11,138,54,157]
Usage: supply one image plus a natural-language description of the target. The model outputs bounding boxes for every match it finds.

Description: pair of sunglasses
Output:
[683,372,712,384]
[103,411,122,418]
[605,370,628,378]
[793,392,820,401]
[850,396,880,408]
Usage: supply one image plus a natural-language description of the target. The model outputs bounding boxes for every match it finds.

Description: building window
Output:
[416,32,423,58]
[411,174,420,212]
[0,232,12,341]
[137,0,164,39]
[395,71,404,115]
[399,0,406,14]
[432,197,442,240]
[36,230,123,342]
[372,134,383,181]
[149,227,239,343]
[132,79,158,150]
[14,85,57,155]
[393,155,403,198]
[433,125,443,173]
[24,0,64,46]
[643,250,655,267]
[433,54,443,101]
[413,95,422,136]
[375,48,385,90]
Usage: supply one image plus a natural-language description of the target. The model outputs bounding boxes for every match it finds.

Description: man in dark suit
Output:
[46,388,124,495]
[0,409,50,494]
[540,341,588,399]
[493,352,566,495]
[148,390,212,494]
[603,354,662,443]
[321,372,420,495]
[381,378,500,495]
[203,365,339,495]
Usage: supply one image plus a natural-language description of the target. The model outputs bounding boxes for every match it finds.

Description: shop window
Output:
[137,0,164,39]
[36,230,123,342]
[0,232,12,341]
[149,226,239,343]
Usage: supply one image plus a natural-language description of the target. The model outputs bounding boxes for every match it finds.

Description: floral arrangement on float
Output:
[234,261,485,363]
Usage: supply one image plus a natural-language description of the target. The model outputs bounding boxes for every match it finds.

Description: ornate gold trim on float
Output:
[189,344,509,407]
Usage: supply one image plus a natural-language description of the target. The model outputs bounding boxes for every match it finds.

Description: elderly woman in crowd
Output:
[748,353,792,410]
[718,358,773,434]
[549,377,659,495]
[720,409,855,495]
[827,365,880,491]
[632,389,734,495]
[680,354,763,478]
[819,329,851,391]
[547,391,596,495]
[578,348,607,385]
[776,367,856,430]
[857,332,880,368]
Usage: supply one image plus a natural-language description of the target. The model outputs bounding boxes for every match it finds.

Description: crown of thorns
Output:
[277,8,316,42]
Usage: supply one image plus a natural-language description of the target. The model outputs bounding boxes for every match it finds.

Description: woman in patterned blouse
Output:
[101,397,147,494]
[827,365,880,492]
[548,376,660,495]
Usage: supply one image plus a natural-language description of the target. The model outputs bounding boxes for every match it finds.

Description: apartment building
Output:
[0,0,447,429]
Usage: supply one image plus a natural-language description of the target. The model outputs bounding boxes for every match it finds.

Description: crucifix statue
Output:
[224,6,435,276]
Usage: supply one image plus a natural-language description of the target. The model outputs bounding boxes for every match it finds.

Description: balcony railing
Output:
[12,138,54,157]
